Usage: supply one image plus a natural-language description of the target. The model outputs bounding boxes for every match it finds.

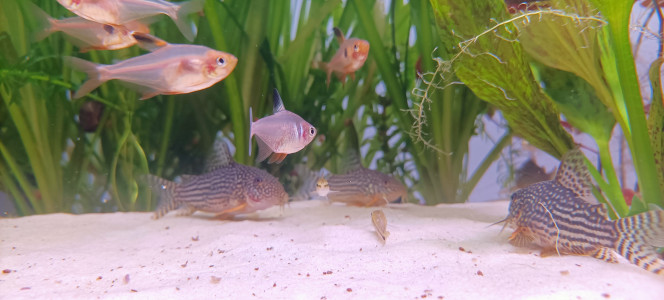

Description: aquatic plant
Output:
[428,0,664,216]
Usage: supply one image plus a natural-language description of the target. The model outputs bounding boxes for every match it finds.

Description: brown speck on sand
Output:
[323,271,333,275]
[130,289,137,293]
[20,287,31,290]
[96,276,102,280]
[123,274,130,284]
[211,276,221,284]
[273,282,277,287]
[254,267,259,271]
[192,236,199,241]
[3,269,12,274]
[459,247,465,252]
[267,247,273,251]
[476,270,484,276]
[560,270,570,276]
[602,293,610,298]
[347,288,353,292]
[180,261,188,268]
[306,273,310,277]
[165,226,169,230]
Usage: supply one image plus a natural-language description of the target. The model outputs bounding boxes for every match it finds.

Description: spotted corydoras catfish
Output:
[504,148,664,275]
[325,123,407,207]
[249,89,317,164]
[148,138,288,219]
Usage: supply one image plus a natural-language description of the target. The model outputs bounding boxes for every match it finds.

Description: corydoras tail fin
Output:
[204,134,234,172]
[145,175,178,219]
[172,0,203,41]
[65,56,106,99]
[554,148,595,204]
[614,209,664,275]
[333,27,345,44]
[272,88,285,113]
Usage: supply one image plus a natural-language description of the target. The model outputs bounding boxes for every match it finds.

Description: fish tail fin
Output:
[248,106,253,157]
[64,56,107,99]
[614,209,664,275]
[145,175,179,219]
[132,32,169,52]
[29,3,56,42]
[172,0,204,41]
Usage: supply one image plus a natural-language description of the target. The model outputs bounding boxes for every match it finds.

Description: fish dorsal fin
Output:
[340,121,363,173]
[554,148,596,203]
[204,135,235,172]
[333,27,345,44]
[272,88,286,113]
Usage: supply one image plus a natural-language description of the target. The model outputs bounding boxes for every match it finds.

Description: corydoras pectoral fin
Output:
[554,148,596,204]
[333,27,345,44]
[508,226,535,248]
[204,135,234,172]
[272,88,285,113]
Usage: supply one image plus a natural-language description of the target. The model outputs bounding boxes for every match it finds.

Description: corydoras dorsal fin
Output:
[340,120,363,174]
[204,135,235,172]
[272,88,285,113]
[333,27,345,44]
[554,148,596,204]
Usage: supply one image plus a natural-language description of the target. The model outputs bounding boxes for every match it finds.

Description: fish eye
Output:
[254,177,262,183]
[216,57,226,66]
[309,127,316,136]
[354,44,359,52]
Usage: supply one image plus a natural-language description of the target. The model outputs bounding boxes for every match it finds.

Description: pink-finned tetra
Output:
[503,148,664,275]
[249,89,317,164]
[148,138,288,219]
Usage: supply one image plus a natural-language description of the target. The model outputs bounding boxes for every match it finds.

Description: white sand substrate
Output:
[1,200,662,299]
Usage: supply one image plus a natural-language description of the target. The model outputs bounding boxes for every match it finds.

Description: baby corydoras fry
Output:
[371,210,390,242]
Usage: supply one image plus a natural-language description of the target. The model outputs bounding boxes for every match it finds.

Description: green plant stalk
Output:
[110,118,132,212]
[590,0,663,207]
[205,0,247,164]
[460,130,512,201]
[156,97,176,176]
[0,141,37,214]
[596,138,628,216]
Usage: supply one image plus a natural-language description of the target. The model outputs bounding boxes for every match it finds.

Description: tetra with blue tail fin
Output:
[504,148,664,275]
[146,137,288,219]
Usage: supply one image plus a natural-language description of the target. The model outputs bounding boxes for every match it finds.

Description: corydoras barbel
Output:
[249,89,317,164]
[324,27,370,87]
[56,0,203,41]
[66,42,237,100]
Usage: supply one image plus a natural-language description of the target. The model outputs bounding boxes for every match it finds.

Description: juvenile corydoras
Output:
[148,139,288,219]
[325,27,370,87]
[56,0,203,41]
[249,89,316,164]
[504,148,664,275]
[66,42,237,99]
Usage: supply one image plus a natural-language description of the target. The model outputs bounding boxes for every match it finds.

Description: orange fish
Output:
[66,41,237,99]
[324,27,370,87]
[249,89,317,164]
[32,4,152,52]
[56,0,203,41]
